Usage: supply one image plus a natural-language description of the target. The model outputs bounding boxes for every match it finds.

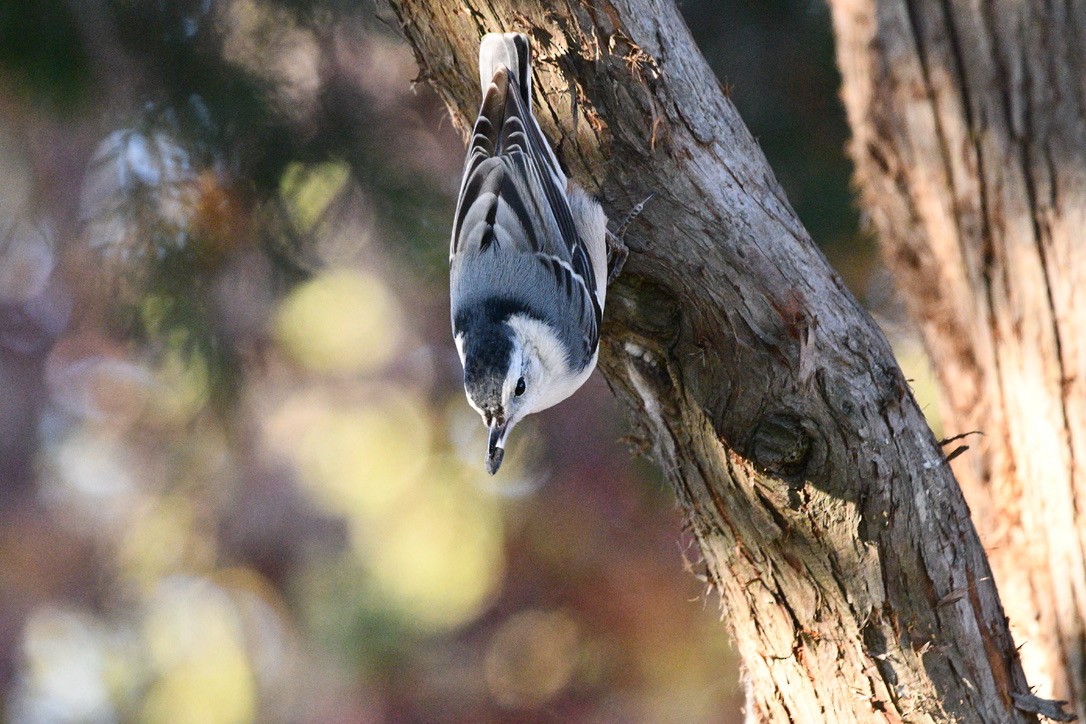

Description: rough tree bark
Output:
[384,0,1068,719]
[830,0,1086,715]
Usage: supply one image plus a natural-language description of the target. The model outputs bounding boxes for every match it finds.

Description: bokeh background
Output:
[0,1,938,721]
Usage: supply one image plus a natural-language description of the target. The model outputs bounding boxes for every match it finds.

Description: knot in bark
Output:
[748,413,812,479]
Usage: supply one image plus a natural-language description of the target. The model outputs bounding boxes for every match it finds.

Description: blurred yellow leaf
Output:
[152,340,211,422]
[274,270,399,374]
[279,161,350,234]
[141,578,256,724]
[892,336,943,437]
[267,388,504,631]
[271,389,431,518]
[361,463,504,632]
[117,497,195,590]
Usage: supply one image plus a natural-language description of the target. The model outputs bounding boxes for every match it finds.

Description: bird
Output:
[450,32,620,475]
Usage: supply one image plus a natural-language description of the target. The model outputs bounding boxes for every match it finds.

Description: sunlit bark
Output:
[830,0,1086,715]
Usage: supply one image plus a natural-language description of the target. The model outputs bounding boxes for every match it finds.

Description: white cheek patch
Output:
[505,314,569,377]
[505,314,596,413]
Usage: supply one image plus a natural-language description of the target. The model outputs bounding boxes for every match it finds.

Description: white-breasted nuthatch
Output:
[450,33,620,474]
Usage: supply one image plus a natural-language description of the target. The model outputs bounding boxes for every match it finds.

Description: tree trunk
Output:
[830,0,1086,715]
[385,0,1065,719]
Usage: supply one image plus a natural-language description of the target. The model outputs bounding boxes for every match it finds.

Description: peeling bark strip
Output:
[830,0,1086,715]
[385,0,1060,719]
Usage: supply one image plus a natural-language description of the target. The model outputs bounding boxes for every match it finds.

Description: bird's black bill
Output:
[485,447,505,475]
[486,419,508,475]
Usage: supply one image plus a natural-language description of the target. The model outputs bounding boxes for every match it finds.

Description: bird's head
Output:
[458,320,548,474]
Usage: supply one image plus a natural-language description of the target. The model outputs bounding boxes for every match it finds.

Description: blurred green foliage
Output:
[0,1,90,108]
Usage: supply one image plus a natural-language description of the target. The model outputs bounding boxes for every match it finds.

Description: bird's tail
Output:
[478,33,531,106]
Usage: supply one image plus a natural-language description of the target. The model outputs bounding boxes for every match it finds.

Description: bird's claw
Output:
[605,193,654,285]
[606,231,629,285]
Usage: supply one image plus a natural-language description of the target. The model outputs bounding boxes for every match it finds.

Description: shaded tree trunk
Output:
[830,0,1086,715]
[385,0,1067,719]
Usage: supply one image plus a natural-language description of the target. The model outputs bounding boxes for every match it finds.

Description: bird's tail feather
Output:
[479,33,531,106]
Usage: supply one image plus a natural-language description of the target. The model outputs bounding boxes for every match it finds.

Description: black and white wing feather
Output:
[450,33,605,360]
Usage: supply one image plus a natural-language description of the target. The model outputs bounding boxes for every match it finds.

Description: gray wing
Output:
[450,64,602,338]
[450,249,601,367]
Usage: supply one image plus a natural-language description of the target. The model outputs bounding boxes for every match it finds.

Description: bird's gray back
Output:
[451,248,598,370]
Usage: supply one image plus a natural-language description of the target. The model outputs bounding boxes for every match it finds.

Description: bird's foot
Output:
[606,231,628,285]
[606,193,654,285]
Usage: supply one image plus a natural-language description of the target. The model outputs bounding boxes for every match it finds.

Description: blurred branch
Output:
[831,0,1086,716]
[382,0,1055,719]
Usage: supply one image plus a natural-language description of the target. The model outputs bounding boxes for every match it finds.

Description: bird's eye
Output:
[514,377,526,396]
